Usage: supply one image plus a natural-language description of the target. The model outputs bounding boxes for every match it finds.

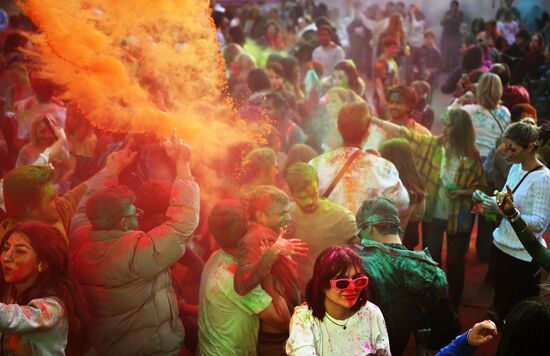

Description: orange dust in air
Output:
[19,0,257,193]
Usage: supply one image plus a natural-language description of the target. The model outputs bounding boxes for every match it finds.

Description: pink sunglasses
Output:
[330,276,369,290]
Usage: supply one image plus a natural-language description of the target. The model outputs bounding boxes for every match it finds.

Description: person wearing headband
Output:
[356,198,460,355]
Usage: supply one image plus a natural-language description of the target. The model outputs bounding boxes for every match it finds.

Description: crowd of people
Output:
[1,0,550,355]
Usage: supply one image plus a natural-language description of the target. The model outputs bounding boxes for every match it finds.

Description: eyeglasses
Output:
[330,276,369,290]
[122,208,144,220]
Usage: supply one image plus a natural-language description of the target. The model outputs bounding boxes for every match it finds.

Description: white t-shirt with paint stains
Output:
[309,147,410,214]
[286,302,391,355]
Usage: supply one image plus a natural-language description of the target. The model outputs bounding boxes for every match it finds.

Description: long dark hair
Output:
[305,246,368,320]
[0,223,88,343]
[380,138,426,205]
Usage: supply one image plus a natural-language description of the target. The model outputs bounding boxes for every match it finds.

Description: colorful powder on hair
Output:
[18,0,258,193]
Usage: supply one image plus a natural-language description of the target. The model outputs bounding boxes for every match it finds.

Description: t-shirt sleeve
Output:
[380,160,410,212]
[367,302,392,354]
[226,283,273,316]
[286,305,319,356]
[336,206,358,243]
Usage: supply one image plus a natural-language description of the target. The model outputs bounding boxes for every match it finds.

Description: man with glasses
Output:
[69,138,200,355]
[356,197,460,356]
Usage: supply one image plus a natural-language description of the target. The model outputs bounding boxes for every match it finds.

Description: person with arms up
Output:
[69,136,200,355]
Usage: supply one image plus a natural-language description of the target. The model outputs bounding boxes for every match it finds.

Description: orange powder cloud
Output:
[19,0,259,195]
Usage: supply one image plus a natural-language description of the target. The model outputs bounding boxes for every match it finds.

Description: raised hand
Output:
[495,185,516,217]
[270,227,308,257]
[467,320,498,347]
[105,143,138,174]
[163,129,191,163]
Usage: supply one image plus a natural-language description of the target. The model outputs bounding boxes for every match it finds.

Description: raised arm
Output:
[69,144,137,238]
[285,306,319,356]
[129,139,200,280]
[234,228,308,295]
[0,298,64,333]
[496,186,550,272]
[370,116,405,137]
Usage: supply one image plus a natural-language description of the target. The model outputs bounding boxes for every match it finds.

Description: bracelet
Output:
[506,209,521,223]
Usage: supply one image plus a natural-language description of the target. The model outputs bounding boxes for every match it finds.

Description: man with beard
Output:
[285,162,357,293]
[234,185,308,355]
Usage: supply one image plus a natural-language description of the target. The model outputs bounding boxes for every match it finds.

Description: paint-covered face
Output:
[388,97,409,122]
[332,69,348,89]
[263,99,282,122]
[1,232,41,289]
[258,201,291,232]
[503,138,530,163]
[386,44,398,57]
[325,266,363,311]
[35,121,55,146]
[268,69,284,91]
[118,204,140,231]
[318,28,332,47]
[291,181,320,214]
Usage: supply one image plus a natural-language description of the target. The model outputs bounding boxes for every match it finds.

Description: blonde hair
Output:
[30,115,55,147]
[477,73,502,110]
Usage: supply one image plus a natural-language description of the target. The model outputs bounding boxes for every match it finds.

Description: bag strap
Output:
[323,148,363,198]
[512,165,544,194]
[487,109,505,134]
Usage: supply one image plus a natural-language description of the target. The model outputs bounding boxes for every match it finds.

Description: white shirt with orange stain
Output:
[309,147,410,214]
